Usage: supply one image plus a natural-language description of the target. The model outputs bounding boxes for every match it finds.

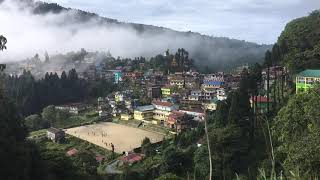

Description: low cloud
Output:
[0,0,268,72]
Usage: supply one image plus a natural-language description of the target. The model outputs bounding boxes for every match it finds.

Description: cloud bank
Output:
[0,0,268,71]
[43,0,320,44]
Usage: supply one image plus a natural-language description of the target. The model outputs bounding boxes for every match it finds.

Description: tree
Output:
[194,145,210,179]
[272,91,320,175]
[208,125,250,179]
[41,105,56,125]
[155,173,182,180]
[0,91,46,180]
[160,146,193,176]
[72,151,98,175]
[0,35,7,51]
[141,137,154,157]
[142,137,151,146]
[25,114,44,131]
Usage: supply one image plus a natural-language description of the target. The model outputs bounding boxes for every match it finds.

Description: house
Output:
[188,90,203,101]
[107,70,123,84]
[95,155,105,163]
[152,100,179,124]
[55,103,86,115]
[114,71,123,84]
[250,96,273,114]
[133,105,155,123]
[125,100,133,110]
[179,108,205,121]
[167,111,192,133]
[121,113,133,121]
[119,152,144,166]
[203,97,219,111]
[66,148,78,157]
[184,76,200,89]
[99,110,110,118]
[202,90,216,101]
[115,92,124,102]
[147,84,161,99]
[295,69,320,93]
[169,75,185,88]
[201,81,224,91]
[47,127,65,143]
[180,99,203,109]
[124,72,143,80]
[202,74,225,91]
[217,88,227,101]
[161,86,174,97]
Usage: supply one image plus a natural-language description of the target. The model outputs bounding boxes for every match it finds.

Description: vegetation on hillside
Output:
[268,10,320,73]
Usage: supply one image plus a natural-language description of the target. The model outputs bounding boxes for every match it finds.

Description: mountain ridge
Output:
[3,0,271,71]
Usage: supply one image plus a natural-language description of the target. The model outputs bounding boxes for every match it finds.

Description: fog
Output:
[0,0,268,71]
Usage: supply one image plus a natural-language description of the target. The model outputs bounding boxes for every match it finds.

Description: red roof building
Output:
[120,153,143,164]
[152,100,174,107]
[250,96,273,114]
[66,148,78,157]
[250,96,272,103]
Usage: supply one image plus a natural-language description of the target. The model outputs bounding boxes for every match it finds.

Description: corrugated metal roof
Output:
[152,100,174,107]
[204,81,223,86]
[135,105,155,112]
[298,70,320,78]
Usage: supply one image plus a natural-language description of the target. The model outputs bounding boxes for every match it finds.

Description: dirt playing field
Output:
[65,122,165,153]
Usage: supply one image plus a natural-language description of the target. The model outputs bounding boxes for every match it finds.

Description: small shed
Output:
[47,127,65,143]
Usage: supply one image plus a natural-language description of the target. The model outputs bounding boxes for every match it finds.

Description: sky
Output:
[41,0,320,44]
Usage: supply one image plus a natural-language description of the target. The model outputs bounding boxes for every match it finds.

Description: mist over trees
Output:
[0,0,270,72]
[3,69,115,116]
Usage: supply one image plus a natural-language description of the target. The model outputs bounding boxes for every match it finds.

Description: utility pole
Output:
[204,110,212,180]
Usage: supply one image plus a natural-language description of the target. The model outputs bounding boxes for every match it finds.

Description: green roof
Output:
[297,70,320,78]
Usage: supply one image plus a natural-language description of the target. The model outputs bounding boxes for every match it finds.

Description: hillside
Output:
[4,0,271,71]
[274,10,320,73]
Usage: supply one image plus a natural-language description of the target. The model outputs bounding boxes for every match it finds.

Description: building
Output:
[114,71,123,84]
[179,108,204,121]
[147,84,161,99]
[121,113,133,121]
[201,81,224,91]
[47,127,65,143]
[250,96,273,114]
[152,100,179,124]
[66,148,78,157]
[167,111,192,133]
[217,88,227,101]
[55,103,86,115]
[169,75,185,88]
[133,105,155,122]
[296,69,320,93]
[202,74,225,91]
[202,90,216,101]
[161,86,174,97]
[180,99,203,109]
[119,153,144,166]
[188,90,202,101]
[184,76,200,89]
[203,98,219,111]
[124,72,143,80]
[115,92,124,102]
[98,110,110,118]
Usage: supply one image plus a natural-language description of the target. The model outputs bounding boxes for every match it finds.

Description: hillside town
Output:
[40,53,290,135]
[2,1,320,179]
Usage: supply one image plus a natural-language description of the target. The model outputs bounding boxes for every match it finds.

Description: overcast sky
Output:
[41,0,320,44]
